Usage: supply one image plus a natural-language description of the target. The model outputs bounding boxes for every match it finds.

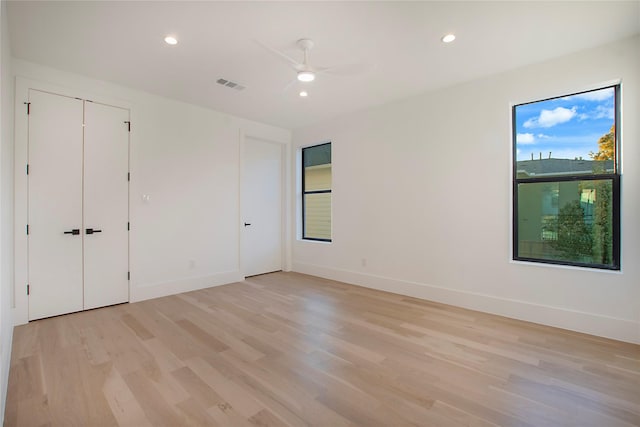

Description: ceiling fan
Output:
[256,38,370,86]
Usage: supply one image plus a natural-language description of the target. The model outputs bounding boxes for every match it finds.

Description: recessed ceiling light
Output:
[297,71,315,82]
[299,91,308,97]
[441,34,456,43]
[164,36,178,45]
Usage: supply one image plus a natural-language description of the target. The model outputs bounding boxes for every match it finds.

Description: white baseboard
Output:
[12,271,244,326]
[292,261,640,344]
[130,270,243,302]
[0,323,13,422]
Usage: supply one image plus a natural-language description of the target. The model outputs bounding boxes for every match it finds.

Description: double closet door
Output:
[28,89,130,320]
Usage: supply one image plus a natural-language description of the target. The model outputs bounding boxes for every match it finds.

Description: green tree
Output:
[588,125,615,265]
[591,181,612,264]
[545,200,593,261]
[589,125,615,161]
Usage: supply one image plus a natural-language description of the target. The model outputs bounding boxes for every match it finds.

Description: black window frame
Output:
[302,142,332,242]
[512,85,621,270]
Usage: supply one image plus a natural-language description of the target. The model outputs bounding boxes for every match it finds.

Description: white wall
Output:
[12,59,291,325]
[292,35,640,344]
[0,0,14,419]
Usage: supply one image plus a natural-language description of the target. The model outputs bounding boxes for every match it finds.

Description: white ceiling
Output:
[7,1,640,129]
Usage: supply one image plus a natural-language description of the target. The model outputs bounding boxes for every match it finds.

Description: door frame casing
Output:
[13,77,132,325]
[239,131,292,278]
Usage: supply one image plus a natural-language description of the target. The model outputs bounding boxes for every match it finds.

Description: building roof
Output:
[516,158,614,177]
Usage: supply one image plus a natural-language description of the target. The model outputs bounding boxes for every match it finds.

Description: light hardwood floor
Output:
[5,272,640,426]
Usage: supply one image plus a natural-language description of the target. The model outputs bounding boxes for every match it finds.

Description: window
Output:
[513,86,620,270]
[302,142,332,241]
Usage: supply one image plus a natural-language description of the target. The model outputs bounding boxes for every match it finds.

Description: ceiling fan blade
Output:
[283,78,299,93]
[254,39,302,69]
[316,62,375,76]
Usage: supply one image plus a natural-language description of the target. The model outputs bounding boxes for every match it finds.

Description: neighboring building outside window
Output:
[302,142,332,241]
[513,86,620,270]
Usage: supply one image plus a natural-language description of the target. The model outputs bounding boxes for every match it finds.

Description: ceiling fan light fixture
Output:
[297,71,315,82]
[164,36,178,45]
[441,34,456,43]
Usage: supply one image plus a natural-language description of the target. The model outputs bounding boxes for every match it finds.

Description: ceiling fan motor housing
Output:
[297,39,315,51]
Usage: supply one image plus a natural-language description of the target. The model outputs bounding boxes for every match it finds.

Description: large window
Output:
[513,86,620,270]
[302,142,332,241]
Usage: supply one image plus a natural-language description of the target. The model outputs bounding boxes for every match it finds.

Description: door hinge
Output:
[26,224,29,235]
[127,271,130,280]
[127,222,130,231]
[26,164,29,175]
[124,121,131,132]
[24,102,31,115]
[127,172,130,182]
[27,284,30,295]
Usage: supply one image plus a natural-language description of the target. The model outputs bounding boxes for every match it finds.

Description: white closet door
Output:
[83,101,129,309]
[242,137,283,277]
[28,90,84,320]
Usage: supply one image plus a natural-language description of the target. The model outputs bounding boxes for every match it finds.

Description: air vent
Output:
[216,78,245,91]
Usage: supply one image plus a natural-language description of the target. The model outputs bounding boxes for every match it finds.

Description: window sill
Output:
[299,238,332,244]
[510,258,622,274]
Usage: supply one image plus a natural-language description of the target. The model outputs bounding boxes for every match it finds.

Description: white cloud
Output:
[516,133,535,144]
[593,105,614,119]
[523,107,576,128]
[536,133,550,139]
[577,105,614,121]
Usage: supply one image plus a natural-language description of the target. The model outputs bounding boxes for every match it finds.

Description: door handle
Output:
[86,228,102,235]
[244,223,251,227]
[63,229,80,235]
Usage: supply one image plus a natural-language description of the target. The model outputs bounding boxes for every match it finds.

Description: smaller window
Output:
[302,143,332,241]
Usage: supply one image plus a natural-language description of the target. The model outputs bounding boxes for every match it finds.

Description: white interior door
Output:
[83,101,130,309]
[242,138,283,277]
[28,90,84,320]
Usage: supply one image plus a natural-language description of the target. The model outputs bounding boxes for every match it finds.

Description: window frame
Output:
[302,142,332,242]
[512,85,621,270]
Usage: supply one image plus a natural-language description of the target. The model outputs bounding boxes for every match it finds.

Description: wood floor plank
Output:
[14,395,52,427]
[248,408,290,427]
[141,360,191,405]
[122,370,186,426]
[121,313,155,341]
[102,367,152,427]
[140,337,186,373]
[216,350,353,426]
[172,366,225,409]
[175,398,221,427]
[9,322,40,360]
[184,356,264,418]
[7,354,45,403]
[5,271,640,426]
[176,319,230,353]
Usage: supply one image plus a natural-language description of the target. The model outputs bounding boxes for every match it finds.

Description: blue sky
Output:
[515,87,614,161]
